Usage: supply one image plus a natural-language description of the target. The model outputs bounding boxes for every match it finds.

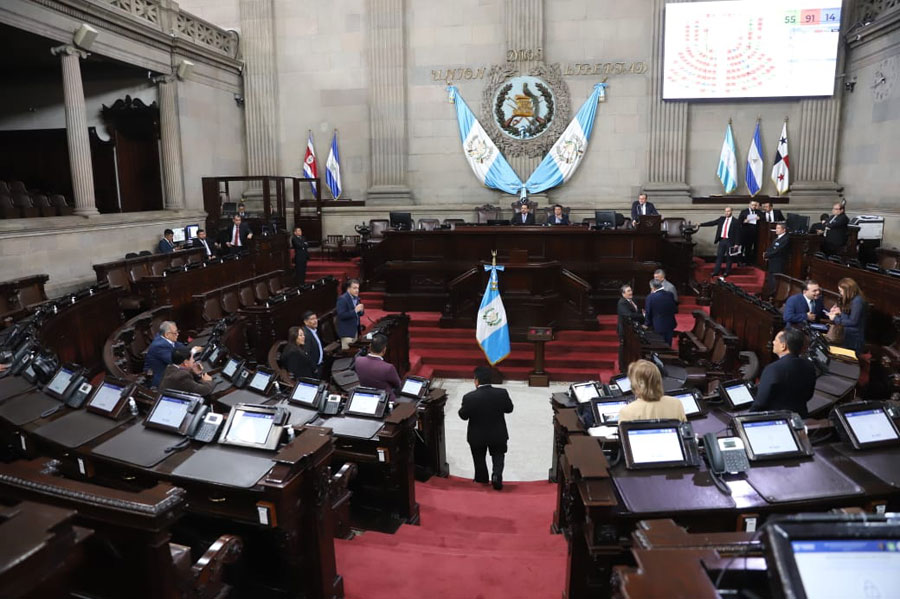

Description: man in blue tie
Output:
[336,279,364,350]
[782,280,826,327]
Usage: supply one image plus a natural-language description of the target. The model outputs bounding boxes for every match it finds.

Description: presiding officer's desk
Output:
[552,404,900,599]
[0,378,343,599]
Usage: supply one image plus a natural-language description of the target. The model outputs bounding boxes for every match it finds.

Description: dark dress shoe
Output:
[491,473,502,490]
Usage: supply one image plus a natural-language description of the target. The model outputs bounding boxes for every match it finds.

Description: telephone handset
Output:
[322,394,342,415]
[703,432,750,474]
[191,411,224,443]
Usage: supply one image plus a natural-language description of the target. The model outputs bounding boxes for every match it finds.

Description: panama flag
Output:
[325,130,342,200]
[771,120,790,195]
[476,264,510,366]
[717,122,738,194]
[302,131,318,197]
[745,121,764,197]
[447,86,523,195]
[524,83,606,194]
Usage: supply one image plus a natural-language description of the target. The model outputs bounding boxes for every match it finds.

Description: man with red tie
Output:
[224,215,252,254]
[700,206,740,278]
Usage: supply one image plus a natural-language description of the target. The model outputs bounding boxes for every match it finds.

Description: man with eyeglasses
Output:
[144,320,187,387]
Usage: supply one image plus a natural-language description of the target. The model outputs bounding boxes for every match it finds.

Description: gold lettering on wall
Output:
[432,56,648,84]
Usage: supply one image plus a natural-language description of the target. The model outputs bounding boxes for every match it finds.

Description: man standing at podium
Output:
[459,365,514,490]
[631,193,658,226]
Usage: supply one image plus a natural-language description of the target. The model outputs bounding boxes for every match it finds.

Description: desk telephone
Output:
[703,433,750,474]
[231,365,252,389]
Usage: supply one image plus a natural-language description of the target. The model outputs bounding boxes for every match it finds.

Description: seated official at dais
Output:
[617,359,687,423]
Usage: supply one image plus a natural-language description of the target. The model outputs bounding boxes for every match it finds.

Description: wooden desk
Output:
[0,274,49,322]
[710,280,782,368]
[361,228,693,315]
[415,388,449,480]
[809,256,900,346]
[755,228,821,280]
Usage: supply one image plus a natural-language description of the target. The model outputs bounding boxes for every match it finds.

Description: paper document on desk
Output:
[588,425,618,440]
[829,346,858,361]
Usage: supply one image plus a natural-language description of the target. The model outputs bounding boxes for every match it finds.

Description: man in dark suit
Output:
[738,200,760,265]
[750,328,817,418]
[630,193,659,226]
[354,334,402,401]
[224,215,253,254]
[236,203,250,220]
[760,201,785,224]
[459,365,514,490]
[821,202,849,255]
[302,311,324,376]
[158,229,175,254]
[143,320,186,387]
[617,284,643,370]
[782,280,826,327]
[512,202,535,225]
[808,213,829,235]
[291,227,310,284]
[644,279,678,345]
[762,223,790,297]
[192,229,215,258]
[700,206,740,277]
[336,279,364,350]
[158,347,215,397]
[548,204,570,225]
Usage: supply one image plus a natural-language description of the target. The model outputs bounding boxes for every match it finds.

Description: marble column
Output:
[52,45,98,216]
[505,0,543,185]
[367,0,412,203]
[790,97,844,206]
[643,0,691,203]
[156,77,185,210]
[239,0,280,203]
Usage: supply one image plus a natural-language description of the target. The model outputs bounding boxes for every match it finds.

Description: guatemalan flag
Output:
[717,122,738,194]
[476,264,510,366]
[524,83,606,194]
[447,86,523,196]
[771,120,790,195]
[325,130,342,200]
[745,121,763,197]
[302,131,318,197]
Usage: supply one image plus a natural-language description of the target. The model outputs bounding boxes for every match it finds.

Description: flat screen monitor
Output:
[222,358,241,380]
[185,224,200,240]
[672,390,701,417]
[722,381,755,409]
[790,540,900,599]
[248,370,273,394]
[786,213,812,234]
[662,1,842,100]
[741,418,800,457]
[145,394,194,432]
[571,382,600,404]
[223,409,275,446]
[840,405,900,449]
[345,387,388,418]
[624,426,685,466]
[44,367,75,400]
[399,377,428,399]
[290,378,323,408]
[592,399,629,425]
[611,374,632,394]
[87,381,125,414]
[389,211,413,230]
[171,228,186,243]
[594,210,617,229]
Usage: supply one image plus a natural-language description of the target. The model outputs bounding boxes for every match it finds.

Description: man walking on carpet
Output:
[459,365,514,490]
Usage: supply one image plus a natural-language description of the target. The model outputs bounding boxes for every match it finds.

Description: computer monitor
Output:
[289,378,325,408]
[594,210,617,229]
[222,358,243,381]
[591,398,630,425]
[248,368,275,395]
[620,420,689,469]
[486,219,510,226]
[144,391,203,435]
[44,366,76,401]
[719,380,755,409]
[218,404,287,451]
[671,389,702,418]
[763,516,900,599]
[171,228,186,243]
[832,402,900,450]
[733,412,813,461]
[610,374,632,394]
[786,213,811,234]
[398,376,430,400]
[570,382,601,404]
[344,387,389,419]
[185,224,200,240]
[389,212,413,230]
[86,379,128,417]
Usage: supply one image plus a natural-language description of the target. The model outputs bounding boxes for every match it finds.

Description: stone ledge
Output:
[0,209,208,238]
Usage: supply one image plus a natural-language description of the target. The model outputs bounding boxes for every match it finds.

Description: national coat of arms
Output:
[493,76,555,140]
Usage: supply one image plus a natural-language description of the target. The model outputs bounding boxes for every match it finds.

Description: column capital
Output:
[51,45,88,59]
[152,74,177,85]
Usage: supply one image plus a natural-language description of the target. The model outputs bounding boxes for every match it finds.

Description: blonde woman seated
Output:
[617,359,687,423]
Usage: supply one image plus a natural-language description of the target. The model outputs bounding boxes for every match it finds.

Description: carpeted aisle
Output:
[335,476,567,599]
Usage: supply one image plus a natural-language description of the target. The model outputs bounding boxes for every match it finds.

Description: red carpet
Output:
[335,476,566,599]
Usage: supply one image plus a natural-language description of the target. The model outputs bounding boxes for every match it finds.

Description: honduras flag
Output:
[326,130,342,200]
[448,86,523,196]
[524,83,606,194]
[717,122,738,194]
[476,264,510,366]
[745,121,763,197]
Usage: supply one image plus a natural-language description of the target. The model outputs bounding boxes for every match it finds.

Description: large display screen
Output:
[743,419,799,455]
[627,427,685,464]
[148,396,191,428]
[791,540,900,599]
[663,1,842,99]
[845,409,899,445]
[224,409,274,445]
[88,382,124,413]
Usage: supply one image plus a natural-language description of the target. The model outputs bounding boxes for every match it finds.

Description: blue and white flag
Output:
[745,121,763,197]
[717,122,738,194]
[447,86,523,196]
[325,130,342,200]
[524,83,606,194]
[476,264,510,366]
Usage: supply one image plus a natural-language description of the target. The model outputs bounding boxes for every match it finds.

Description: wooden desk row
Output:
[192,269,287,324]
[754,226,821,280]
[710,280,782,368]
[0,273,49,323]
